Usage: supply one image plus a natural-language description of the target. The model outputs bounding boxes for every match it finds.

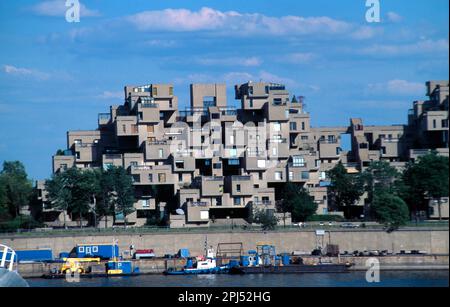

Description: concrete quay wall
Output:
[2,229,448,257]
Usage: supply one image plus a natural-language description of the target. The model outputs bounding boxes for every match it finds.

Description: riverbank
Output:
[2,228,448,256]
[18,254,449,278]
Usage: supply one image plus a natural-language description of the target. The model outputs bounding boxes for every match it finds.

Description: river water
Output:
[27,270,448,287]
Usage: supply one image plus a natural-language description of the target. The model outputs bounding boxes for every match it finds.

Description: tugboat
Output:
[0,244,29,287]
[164,247,230,275]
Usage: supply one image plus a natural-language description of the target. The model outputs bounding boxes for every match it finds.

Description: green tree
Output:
[372,193,409,231]
[279,183,318,222]
[109,166,135,227]
[96,168,116,228]
[402,152,449,220]
[0,161,33,218]
[253,209,279,231]
[362,161,403,219]
[291,188,318,222]
[327,162,364,218]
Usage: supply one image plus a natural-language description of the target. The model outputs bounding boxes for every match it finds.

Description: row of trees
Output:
[272,152,448,231]
[326,152,448,229]
[45,166,135,228]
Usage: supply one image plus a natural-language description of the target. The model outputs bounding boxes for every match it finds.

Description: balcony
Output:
[228,176,253,196]
[201,176,224,197]
[130,164,174,185]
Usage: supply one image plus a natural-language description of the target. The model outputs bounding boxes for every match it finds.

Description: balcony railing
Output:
[268,138,287,143]
[219,107,237,116]
[189,201,208,207]
[204,176,224,181]
[288,162,307,168]
[141,103,159,108]
[252,200,273,206]
[104,154,122,159]
[147,140,169,145]
[232,175,252,181]
[319,139,338,144]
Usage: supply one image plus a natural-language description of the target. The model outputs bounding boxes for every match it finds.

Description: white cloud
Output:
[97,91,123,100]
[3,64,50,80]
[197,56,262,67]
[30,0,100,17]
[126,7,352,36]
[359,39,449,56]
[278,52,316,64]
[144,40,178,48]
[386,12,403,23]
[366,80,425,96]
[174,70,319,93]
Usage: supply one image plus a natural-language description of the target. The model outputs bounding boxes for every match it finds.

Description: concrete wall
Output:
[1,229,448,258]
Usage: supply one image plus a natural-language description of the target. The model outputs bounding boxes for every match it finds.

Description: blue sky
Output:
[0,0,448,181]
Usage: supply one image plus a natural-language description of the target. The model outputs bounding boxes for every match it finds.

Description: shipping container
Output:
[72,244,119,260]
[106,260,133,274]
[0,249,53,262]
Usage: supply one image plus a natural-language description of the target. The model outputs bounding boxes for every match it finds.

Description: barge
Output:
[228,243,353,274]
[229,263,352,274]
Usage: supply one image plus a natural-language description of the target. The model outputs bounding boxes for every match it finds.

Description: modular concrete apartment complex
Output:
[36,80,449,228]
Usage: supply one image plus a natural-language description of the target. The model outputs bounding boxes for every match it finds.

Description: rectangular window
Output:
[158,149,164,158]
[275,172,282,181]
[248,86,253,95]
[301,171,309,180]
[433,119,437,128]
[178,173,183,182]
[175,161,184,169]
[442,119,448,128]
[328,135,335,143]
[158,173,166,183]
[60,164,68,170]
[74,139,82,145]
[122,125,126,133]
[228,158,240,165]
[132,175,140,183]
[234,197,241,206]
[152,86,158,96]
[289,171,293,180]
[273,98,282,105]
[292,156,305,167]
[130,161,138,167]
[75,152,80,159]
[290,122,297,131]
[230,135,235,145]
[230,148,237,157]
[147,125,154,133]
[236,184,241,192]
[159,112,164,120]
[320,171,326,180]
[148,174,153,182]
[169,86,174,96]
[213,163,221,169]
[257,160,266,168]
[301,122,305,130]
[301,135,308,140]
[272,147,277,156]
[200,210,209,220]
[273,122,281,132]
[142,199,149,208]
